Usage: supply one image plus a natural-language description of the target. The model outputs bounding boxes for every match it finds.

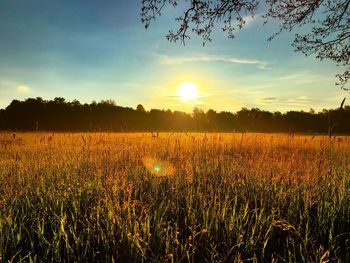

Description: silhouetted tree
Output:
[0,97,349,133]
[136,104,146,113]
[193,107,207,130]
[207,109,218,130]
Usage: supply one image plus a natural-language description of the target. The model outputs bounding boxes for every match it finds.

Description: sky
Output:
[0,0,348,113]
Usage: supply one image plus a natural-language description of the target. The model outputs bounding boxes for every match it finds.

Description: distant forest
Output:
[0,97,349,134]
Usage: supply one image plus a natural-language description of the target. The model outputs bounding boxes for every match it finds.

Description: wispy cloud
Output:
[164,94,210,106]
[258,97,278,104]
[157,54,269,69]
[164,94,210,99]
[17,86,30,93]
[287,96,312,105]
[277,71,333,84]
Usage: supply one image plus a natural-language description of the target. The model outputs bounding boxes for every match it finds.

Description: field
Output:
[0,132,349,262]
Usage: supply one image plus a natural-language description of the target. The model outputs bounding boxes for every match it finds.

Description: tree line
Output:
[0,97,349,134]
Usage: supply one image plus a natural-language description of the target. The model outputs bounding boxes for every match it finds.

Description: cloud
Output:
[163,89,211,107]
[287,96,312,105]
[164,94,209,106]
[164,94,210,99]
[17,86,30,93]
[157,54,269,69]
[258,97,278,105]
[261,97,277,102]
[277,71,332,84]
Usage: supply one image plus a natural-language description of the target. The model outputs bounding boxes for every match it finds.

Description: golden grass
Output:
[0,132,349,262]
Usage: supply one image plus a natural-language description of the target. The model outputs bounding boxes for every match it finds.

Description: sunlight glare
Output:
[177,82,199,103]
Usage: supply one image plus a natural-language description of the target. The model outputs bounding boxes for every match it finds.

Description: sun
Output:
[177,82,199,102]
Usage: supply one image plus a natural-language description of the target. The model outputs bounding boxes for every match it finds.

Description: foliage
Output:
[141,0,350,89]
[0,132,349,262]
[1,97,350,133]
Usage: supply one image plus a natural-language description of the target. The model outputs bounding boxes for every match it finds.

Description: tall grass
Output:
[0,133,349,262]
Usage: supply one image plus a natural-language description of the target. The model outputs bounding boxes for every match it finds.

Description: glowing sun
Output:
[177,82,199,102]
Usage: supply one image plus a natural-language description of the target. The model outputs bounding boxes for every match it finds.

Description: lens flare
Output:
[142,157,175,177]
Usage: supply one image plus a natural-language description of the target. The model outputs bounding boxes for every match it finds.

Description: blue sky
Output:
[0,0,347,112]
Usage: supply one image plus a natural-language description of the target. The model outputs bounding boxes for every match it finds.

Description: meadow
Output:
[0,132,349,262]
